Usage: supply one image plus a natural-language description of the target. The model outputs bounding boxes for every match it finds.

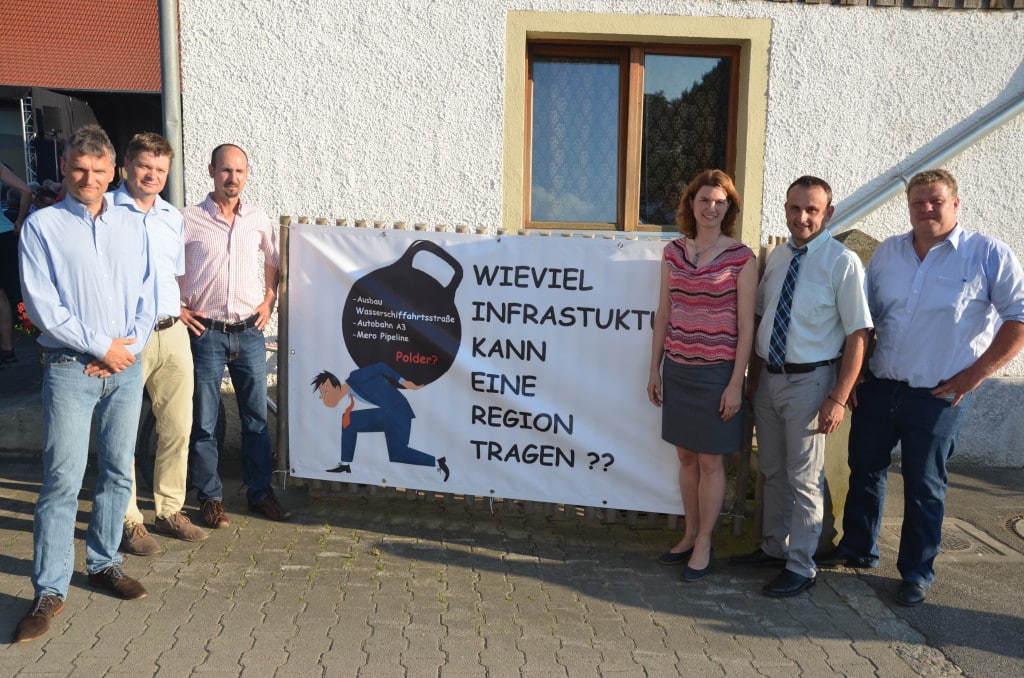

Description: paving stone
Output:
[673,654,727,677]
[0,467,979,677]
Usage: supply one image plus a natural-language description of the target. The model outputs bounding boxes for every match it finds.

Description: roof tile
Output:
[0,0,161,92]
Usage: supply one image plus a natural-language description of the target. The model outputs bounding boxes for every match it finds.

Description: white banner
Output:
[287,226,684,514]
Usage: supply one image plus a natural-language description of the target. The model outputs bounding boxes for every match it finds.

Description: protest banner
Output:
[287,226,684,514]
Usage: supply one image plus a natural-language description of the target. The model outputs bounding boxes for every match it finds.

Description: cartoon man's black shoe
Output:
[326,464,352,473]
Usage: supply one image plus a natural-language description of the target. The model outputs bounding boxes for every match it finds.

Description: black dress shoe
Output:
[896,581,926,607]
[326,464,351,473]
[436,457,450,482]
[763,569,816,597]
[682,549,714,582]
[730,547,787,567]
[657,547,693,565]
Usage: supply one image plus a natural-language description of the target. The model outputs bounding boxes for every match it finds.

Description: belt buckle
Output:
[225,320,246,333]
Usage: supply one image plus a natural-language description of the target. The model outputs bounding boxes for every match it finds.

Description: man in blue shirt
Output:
[825,169,1024,607]
[114,133,208,557]
[15,125,156,643]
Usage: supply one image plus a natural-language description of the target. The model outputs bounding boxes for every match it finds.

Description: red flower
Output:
[15,301,39,336]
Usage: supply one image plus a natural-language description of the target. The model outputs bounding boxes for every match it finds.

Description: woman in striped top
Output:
[648,170,757,582]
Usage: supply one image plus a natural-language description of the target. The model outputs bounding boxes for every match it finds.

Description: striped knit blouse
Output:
[663,238,755,365]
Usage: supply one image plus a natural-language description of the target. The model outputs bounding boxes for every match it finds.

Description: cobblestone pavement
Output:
[0,467,970,677]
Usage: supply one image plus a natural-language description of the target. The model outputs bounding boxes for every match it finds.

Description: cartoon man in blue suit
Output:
[312,364,450,481]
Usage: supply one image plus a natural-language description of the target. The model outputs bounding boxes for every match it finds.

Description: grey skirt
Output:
[661,358,744,455]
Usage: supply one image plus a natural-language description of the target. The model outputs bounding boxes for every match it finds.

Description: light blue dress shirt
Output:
[19,192,156,359]
[868,225,1024,388]
[110,185,184,319]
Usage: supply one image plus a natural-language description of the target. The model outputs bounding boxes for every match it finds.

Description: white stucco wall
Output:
[177,1,1024,463]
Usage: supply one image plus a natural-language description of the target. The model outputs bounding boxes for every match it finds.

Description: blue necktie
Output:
[768,244,808,370]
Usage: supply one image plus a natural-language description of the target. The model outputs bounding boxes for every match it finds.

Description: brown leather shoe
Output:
[15,595,64,642]
[154,511,209,542]
[122,522,161,556]
[201,499,230,529]
[249,492,292,521]
[88,565,147,600]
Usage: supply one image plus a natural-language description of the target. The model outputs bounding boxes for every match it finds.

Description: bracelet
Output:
[827,394,847,408]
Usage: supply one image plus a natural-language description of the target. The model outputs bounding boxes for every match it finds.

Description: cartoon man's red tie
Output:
[342,395,354,428]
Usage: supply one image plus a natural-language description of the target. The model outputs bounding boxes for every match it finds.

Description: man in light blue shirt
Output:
[114,133,208,557]
[15,125,156,643]
[829,169,1024,607]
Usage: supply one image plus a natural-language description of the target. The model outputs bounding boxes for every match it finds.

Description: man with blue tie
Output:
[824,169,1024,607]
[731,176,871,597]
[16,125,155,642]
[312,364,449,481]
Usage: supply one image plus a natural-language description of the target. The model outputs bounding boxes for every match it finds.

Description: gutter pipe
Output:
[158,0,185,208]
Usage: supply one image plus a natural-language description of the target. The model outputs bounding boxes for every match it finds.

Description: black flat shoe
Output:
[657,547,693,565]
[896,581,926,607]
[681,549,714,582]
[730,547,787,567]
[763,569,815,597]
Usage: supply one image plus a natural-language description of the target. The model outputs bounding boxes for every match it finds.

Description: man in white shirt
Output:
[731,176,871,598]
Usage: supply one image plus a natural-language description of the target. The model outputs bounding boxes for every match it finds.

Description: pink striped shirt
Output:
[179,194,279,321]
[663,238,754,365]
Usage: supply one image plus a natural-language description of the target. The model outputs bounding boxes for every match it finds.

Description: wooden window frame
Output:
[524,41,741,232]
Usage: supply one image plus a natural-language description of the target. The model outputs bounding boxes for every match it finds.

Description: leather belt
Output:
[155,316,178,331]
[200,315,259,334]
[766,358,838,375]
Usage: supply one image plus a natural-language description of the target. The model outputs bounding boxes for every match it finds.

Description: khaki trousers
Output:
[124,320,194,524]
[753,363,836,579]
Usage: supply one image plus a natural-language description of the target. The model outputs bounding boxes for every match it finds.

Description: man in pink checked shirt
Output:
[179,144,291,528]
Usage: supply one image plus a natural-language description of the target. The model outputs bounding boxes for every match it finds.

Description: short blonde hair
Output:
[125,132,174,164]
[907,169,957,199]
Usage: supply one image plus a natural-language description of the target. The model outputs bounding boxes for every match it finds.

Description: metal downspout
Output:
[158,0,184,208]
[828,92,1024,235]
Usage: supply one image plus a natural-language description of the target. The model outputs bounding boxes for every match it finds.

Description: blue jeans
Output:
[189,325,271,505]
[839,377,971,587]
[34,349,143,598]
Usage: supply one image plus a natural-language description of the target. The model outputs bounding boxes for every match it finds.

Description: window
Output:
[526,43,739,231]
[502,12,770,239]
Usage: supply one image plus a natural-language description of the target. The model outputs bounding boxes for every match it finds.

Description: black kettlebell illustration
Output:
[342,240,463,386]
